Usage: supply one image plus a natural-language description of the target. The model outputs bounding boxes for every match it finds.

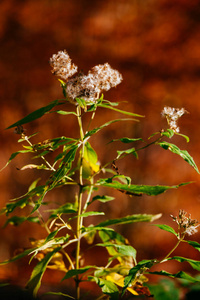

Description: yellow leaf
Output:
[106,273,138,296]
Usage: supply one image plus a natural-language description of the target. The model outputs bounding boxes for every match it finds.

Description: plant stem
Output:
[75,105,85,299]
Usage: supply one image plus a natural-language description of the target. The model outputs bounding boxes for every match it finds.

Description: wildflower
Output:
[171,209,199,237]
[49,50,78,81]
[161,106,187,133]
[89,63,123,91]
[50,51,123,104]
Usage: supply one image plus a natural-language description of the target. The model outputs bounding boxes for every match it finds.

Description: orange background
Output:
[0,0,200,297]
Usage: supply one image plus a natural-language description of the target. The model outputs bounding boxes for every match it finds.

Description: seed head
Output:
[161,106,187,132]
[49,50,78,81]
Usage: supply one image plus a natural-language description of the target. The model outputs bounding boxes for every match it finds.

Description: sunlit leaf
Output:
[123,260,156,295]
[98,103,144,118]
[153,224,178,237]
[0,248,36,265]
[84,119,137,139]
[106,273,138,296]
[3,216,40,227]
[97,178,189,196]
[49,202,77,218]
[89,195,115,205]
[187,240,200,252]
[0,150,33,171]
[95,213,162,228]
[91,276,119,300]
[97,243,136,260]
[148,270,200,283]
[26,247,62,296]
[168,256,200,271]
[158,141,199,173]
[6,100,64,129]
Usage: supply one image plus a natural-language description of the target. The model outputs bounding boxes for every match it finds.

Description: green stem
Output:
[160,235,185,263]
[75,105,85,300]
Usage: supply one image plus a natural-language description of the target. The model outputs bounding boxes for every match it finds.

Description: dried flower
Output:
[89,63,123,91]
[161,106,187,132]
[50,51,123,104]
[171,209,199,237]
[49,50,78,81]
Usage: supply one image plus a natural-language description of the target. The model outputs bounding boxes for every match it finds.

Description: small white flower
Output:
[49,50,78,81]
[161,106,187,132]
[185,225,199,236]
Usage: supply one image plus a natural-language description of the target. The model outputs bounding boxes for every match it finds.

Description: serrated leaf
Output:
[158,141,199,173]
[97,178,188,196]
[153,224,178,237]
[6,100,64,129]
[169,256,200,271]
[95,213,162,228]
[26,247,61,296]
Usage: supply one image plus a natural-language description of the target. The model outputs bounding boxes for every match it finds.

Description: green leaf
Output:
[116,148,138,159]
[62,266,94,281]
[97,178,188,196]
[97,243,136,260]
[49,202,77,218]
[95,213,162,228]
[3,216,40,227]
[123,260,156,295]
[89,195,115,205]
[153,224,178,237]
[91,276,119,300]
[187,240,200,252]
[51,110,77,116]
[158,141,199,173]
[161,129,175,138]
[70,211,105,219]
[148,270,200,283]
[26,247,61,296]
[0,248,35,265]
[84,119,137,139]
[169,256,200,271]
[0,150,33,171]
[98,103,144,118]
[112,137,143,143]
[6,100,64,129]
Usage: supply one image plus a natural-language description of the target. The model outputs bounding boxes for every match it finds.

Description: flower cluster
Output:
[171,209,199,236]
[161,106,187,133]
[50,50,123,104]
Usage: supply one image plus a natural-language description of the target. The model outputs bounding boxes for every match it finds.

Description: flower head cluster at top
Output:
[171,209,199,237]
[49,50,123,104]
[161,106,187,133]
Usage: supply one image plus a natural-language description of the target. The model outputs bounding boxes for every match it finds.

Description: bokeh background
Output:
[1,0,200,298]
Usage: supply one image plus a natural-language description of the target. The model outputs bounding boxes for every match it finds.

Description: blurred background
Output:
[0,0,200,298]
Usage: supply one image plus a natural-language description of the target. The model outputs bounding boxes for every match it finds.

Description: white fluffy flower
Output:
[49,50,78,81]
